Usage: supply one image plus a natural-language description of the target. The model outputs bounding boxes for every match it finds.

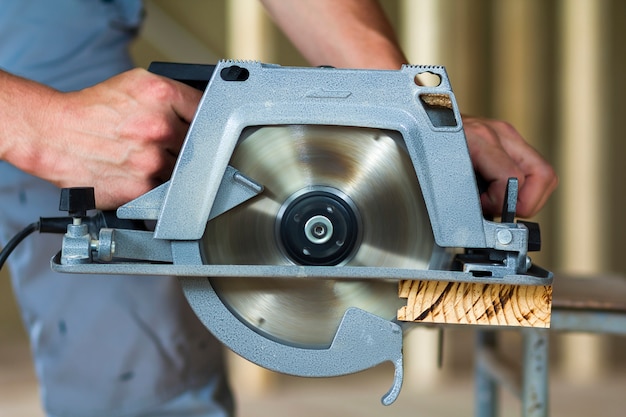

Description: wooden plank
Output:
[397,280,552,328]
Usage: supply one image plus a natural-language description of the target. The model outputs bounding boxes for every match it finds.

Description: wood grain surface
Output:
[397,280,552,327]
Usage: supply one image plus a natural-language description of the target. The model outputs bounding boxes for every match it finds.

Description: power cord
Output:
[0,217,74,272]
[0,222,40,271]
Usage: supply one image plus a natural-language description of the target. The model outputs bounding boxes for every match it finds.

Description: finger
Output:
[164,117,191,156]
[515,160,558,217]
[487,123,558,217]
[479,173,519,218]
[155,149,179,183]
[166,78,203,124]
[464,121,525,216]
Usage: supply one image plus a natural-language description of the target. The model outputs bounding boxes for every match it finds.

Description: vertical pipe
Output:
[399,0,444,65]
[522,329,549,417]
[557,0,608,271]
[491,0,556,268]
[557,0,609,382]
[226,0,274,62]
[475,331,499,417]
[399,0,449,389]
[447,0,490,115]
[491,0,552,151]
[224,0,276,396]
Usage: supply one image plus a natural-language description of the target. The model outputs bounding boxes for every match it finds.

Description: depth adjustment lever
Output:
[59,187,116,264]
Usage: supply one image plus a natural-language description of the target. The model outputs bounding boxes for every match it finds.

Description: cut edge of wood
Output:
[397,280,552,328]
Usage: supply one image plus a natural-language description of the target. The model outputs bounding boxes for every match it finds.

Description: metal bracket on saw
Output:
[182,277,404,406]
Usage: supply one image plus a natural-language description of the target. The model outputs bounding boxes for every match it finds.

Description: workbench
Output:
[474,273,626,417]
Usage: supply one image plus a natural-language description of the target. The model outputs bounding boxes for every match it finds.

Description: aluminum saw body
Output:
[52,61,552,405]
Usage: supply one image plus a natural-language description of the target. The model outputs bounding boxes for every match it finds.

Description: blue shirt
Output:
[0,0,140,91]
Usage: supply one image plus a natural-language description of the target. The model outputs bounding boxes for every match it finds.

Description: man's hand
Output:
[463,116,558,218]
[2,68,202,209]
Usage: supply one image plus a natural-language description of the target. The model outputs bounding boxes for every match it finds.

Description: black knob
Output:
[59,187,96,218]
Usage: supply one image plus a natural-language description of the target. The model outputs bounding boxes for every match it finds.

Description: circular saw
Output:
[50,61,552,406]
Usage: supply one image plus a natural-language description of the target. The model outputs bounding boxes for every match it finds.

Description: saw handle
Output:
[148,62,216,91]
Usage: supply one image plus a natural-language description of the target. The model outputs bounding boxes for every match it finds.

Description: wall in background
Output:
[2,0,625,378]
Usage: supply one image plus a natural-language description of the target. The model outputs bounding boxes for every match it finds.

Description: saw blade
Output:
[202,125,435,348]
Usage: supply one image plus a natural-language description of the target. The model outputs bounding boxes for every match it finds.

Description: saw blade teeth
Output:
[202,125,438,348]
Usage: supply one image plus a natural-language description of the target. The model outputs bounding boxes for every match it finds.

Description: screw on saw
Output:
[304,215,334,244]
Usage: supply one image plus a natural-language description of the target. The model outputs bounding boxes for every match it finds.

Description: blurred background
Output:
[2,0,625,415]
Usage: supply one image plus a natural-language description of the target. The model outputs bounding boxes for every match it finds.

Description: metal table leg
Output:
[475,330,499,417]
[521,328,549,417]
[475,328,549,417]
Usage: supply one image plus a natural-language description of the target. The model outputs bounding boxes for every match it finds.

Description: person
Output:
[0,1,558,416]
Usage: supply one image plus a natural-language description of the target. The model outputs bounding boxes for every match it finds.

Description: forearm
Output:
[0,70,59,178]
[261,0,407,69]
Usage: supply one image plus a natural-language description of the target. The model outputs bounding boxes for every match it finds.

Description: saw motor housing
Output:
[52,61,552,405]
